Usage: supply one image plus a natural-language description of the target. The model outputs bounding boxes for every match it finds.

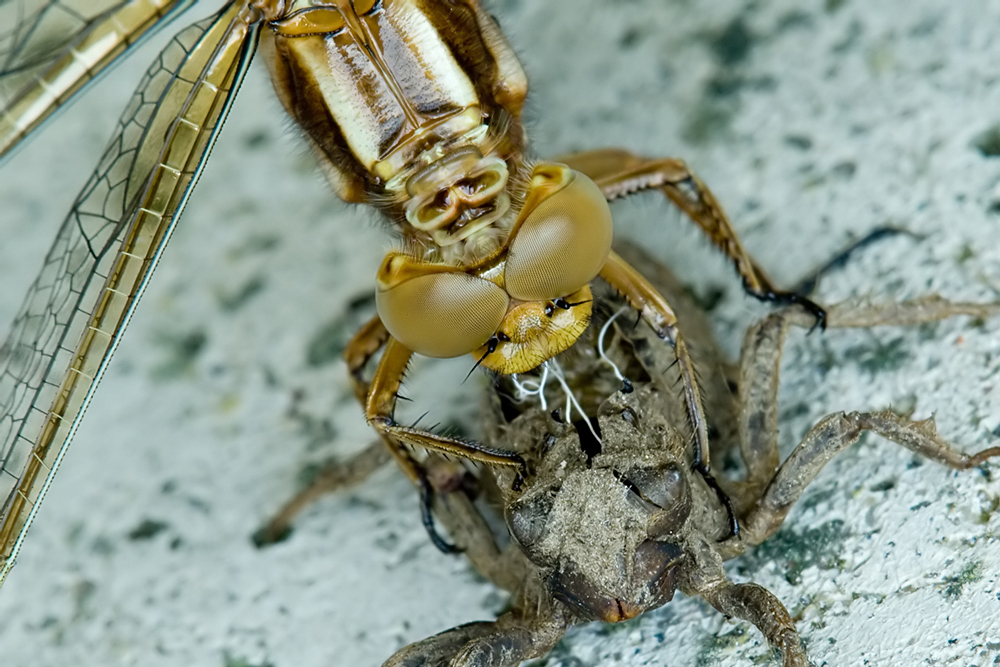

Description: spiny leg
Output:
[423,456,531,593]
[613,241,743,461]
[741,409,1000,546]
[347,316,473,552]
[600,251,710,470]
[699,581,807,667]
[725,296,1000,547]
[256,315,454,550]
[733,312,787,507]
[381,452,569,665]
[558,148,826,326]
[343,315,432,489]
[345,313,391,403]
[382,597,570,667]
[367,337,527,477]
[600,251,743,536]
[680,538,806,667]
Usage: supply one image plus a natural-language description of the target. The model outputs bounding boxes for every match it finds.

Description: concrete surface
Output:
[0,1,999,666]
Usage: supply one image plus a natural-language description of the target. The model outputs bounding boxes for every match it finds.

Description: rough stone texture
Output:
[1,1,999,666]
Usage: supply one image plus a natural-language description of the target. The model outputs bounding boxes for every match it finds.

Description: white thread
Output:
[511,364,550,411]
[550,358,601,445]
[511,359,601,446]
[598,307,628,382]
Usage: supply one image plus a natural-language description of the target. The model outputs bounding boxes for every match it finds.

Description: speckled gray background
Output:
[1,1,999,666]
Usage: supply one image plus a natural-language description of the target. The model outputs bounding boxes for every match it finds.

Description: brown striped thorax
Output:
[262,0,613,373]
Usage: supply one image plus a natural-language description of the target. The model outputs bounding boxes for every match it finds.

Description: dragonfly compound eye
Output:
[376,253,509,358]
[504,165,613,302]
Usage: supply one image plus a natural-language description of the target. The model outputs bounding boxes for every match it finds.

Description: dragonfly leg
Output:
[558,148,826,328]
[343,316,432,486]
[599,251,710,471]
[715,295,1000,553]
[344,315,468,551]
[255,315,470,550]
[366,338,527,476]
[344,314,391,403]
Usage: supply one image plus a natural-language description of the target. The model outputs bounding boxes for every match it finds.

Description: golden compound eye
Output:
[504,167,613,302]
[375,254,510,358]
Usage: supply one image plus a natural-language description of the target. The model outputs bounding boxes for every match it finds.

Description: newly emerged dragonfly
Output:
[1,0,831,587]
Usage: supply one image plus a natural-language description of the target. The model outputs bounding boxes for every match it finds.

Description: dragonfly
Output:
[1,0,830,587]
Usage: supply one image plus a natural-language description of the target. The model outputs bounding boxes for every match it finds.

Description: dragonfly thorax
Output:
[262,0,529,222]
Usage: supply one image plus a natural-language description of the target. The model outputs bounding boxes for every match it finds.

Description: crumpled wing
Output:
[0,0,193,158]
[0,3,260,586]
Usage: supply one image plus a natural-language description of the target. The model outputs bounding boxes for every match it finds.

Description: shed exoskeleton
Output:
[363,245,1000,667]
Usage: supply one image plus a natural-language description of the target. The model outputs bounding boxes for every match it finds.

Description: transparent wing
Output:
[0,2,259,585]
[0,0,194,159]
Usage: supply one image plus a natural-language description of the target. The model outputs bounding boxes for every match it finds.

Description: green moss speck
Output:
[869,477,896,493]
[289,413,338,453]
[709,18,754,67]
[593,613,644,638]
[800,485,837,511]
[242,130,271,150]
[684,283,727,312]
[694,625,755,666]
[940,560,982,599]
[978,495,999,525]
[955,244,975,264]
[683,102,733,145]
[813,340,840,376]
[618,25,645,49]
[747,519,848,585]
[305,292,377,367]
[127,518,169,541]
[780,401,811,422]
[218,275,266,312]
[533,641,584,667]
[917,321,940,341]
[151,329,207,379]
[843,337,910,374]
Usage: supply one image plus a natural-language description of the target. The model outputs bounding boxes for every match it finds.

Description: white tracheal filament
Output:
[511,359,602,446]
[511,363,550,411]
[597,307,628,383]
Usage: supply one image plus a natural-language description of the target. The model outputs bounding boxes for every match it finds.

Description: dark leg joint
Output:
[751,286,827,333]
[418,474,461,554]
[695,462,740,541]
[370,415,395,429]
